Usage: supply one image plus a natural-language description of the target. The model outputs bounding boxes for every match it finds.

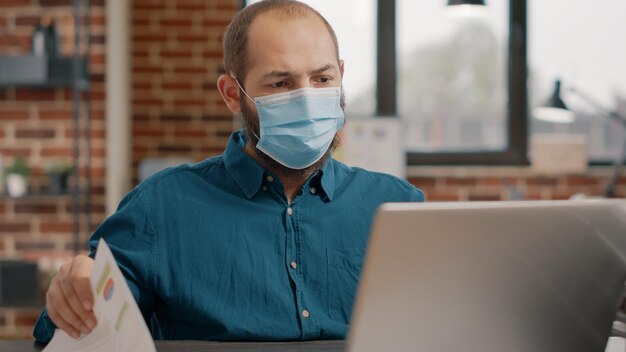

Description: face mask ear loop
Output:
[233,78,256,104]
[232,77,261,142]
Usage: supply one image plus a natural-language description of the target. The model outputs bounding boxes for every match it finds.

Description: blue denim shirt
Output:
[33,130,424,342]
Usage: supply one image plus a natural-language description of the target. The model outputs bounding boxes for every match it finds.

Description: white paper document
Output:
[44,239,156,352]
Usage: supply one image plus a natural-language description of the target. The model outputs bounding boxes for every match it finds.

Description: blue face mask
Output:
[236,80,345,170]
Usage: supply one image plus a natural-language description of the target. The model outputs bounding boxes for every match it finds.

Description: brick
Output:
[202,50,223,59]
[91,35,105,44]
[0,34,30,48]
[133,34,167,43]
[39,109,72,120]
[469,194,501,201]
[15,204,58,214]
[40,0,73,5]
[561,176,599,186]
[163,82,193,90]
[0,222,30,233]
[160,19,193,27]
[133,128,166,137]
[425,193,460,202]
[40,221,73,233]
[0,109,28,120]
[63,128,106,139]
[157,145,192,153]
[15,312,39,327]
[133,98,164,106]
[40,147,73,157]
[173,67,206,74]
[15,240,55,250]
[201,19,233,27]
[407,177,437,187]
[160,50,193,58]
[133,82,152,90]
[201,82,218,91]
[216,130,233,138]
[177,35,207,43]
[202,114,233,121]
[133,65,163,74]
[174,129,207,138]
[160,114,192,121]
[66,203,106,214]
[479,177,517,186]
[132,18,150,26]
[526,177,558,186]
[15,16,41,26]
[15,89,56,101]
[173,99,205,107]
[132,3,167,10]
[0,148,31,157]
[444,177,477,186]
[15,128,56,139]
[0,0,31,6]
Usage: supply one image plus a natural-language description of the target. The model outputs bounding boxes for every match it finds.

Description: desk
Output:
[0,340,346,352]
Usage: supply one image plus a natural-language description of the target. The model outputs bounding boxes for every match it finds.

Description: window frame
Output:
[381,0,529,166]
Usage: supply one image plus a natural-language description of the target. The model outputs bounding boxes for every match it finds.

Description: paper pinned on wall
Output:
[335,118,406,178]
[43,239,156,352]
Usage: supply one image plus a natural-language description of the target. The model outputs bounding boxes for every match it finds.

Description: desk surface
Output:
[0,340,346,352]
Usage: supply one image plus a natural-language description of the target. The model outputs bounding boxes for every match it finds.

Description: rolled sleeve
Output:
[33,186,158,343]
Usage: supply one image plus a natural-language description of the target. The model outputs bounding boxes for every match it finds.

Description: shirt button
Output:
[302,309,310,318]
[287,207,293,215]
[266,175,274,182]
[310,187,317,194]
[290,261,297,269]
[262,186,268,192]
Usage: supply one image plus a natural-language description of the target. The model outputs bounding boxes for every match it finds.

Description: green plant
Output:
[47,160,74,175]
[5,158,30,177]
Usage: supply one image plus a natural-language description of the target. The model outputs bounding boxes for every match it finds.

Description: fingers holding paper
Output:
[46,255,97,338]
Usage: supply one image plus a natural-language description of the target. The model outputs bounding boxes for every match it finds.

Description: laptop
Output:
[347,200,626,352]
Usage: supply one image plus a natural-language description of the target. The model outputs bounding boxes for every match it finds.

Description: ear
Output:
[339,59,345,78]
[217,74,242,113]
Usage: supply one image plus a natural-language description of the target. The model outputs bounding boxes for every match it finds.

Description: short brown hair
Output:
[222,0,340,85]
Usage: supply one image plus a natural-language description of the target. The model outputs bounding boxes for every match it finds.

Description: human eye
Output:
[270,81,288,88]
[315,76,332,85]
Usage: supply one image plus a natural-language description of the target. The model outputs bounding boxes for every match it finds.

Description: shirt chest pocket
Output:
[326,247,365,323]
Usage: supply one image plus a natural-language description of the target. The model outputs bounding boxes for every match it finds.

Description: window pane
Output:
[398,1,509,152]
[529,0,626,161]
[245,0,377,116]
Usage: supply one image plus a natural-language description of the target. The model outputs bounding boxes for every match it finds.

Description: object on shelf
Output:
[47,160,73,194]
[32,16,59,57]
[0,260,39,306]
[5,158,30,198]
[0,56,88,88]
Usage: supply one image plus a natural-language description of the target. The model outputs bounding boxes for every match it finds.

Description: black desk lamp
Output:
[447,0,486,5]
[533,79,626,198]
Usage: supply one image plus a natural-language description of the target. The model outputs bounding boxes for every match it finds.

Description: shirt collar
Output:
[223,129,337,201]
[223,130,265,199]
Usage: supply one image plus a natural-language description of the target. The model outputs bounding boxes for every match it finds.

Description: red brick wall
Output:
[0,0,107,338]
[131,0,239,183]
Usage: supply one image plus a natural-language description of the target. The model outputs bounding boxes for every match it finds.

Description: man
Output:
[33,0,424,343]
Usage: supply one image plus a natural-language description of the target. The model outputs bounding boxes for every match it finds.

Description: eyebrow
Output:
[261,64,337,80]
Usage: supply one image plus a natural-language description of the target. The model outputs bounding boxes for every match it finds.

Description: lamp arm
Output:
[567,87,626,197]
[568,87,626,127]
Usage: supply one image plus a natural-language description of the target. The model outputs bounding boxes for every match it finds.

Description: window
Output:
[529,0,626,162]
[398,1,509,153]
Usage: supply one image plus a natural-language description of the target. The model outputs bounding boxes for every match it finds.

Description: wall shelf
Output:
[0,55,89,90]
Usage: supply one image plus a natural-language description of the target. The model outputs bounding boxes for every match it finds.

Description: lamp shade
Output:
[447,0,486,5]
[532,80,575,124]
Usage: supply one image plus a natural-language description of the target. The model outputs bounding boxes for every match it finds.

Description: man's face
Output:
[239,11,345,176]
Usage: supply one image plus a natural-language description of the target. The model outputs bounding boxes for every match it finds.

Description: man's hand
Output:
[46,255,97,338]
